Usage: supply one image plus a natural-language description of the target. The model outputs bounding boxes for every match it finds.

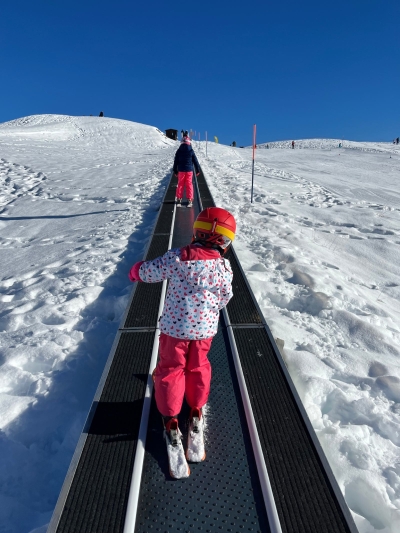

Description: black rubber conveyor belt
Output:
[133,184,269,532]
[47,167,358,533]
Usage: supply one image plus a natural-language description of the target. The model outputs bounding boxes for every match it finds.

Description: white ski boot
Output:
[164,417,190,479]
[186,407,206,462]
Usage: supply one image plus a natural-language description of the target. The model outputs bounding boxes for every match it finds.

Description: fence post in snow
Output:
[251,124,257,203]
[206,131,208,158]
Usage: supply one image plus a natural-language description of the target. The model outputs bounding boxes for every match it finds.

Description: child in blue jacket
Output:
[173,136,200,208]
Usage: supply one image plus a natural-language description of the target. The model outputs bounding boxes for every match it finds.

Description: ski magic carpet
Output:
[48,169,357,533]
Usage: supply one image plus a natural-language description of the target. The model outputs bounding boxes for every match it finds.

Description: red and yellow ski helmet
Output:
[193,207,236,252]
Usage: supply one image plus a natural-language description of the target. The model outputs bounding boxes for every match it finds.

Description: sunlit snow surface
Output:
[0,115,175,533]
[200,138,400,533]
[0,117,399,533]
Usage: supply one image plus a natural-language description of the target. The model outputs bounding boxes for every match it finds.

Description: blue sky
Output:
[1,0,399,146]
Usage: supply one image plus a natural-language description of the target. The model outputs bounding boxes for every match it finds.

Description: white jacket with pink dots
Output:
[138,244,233,340]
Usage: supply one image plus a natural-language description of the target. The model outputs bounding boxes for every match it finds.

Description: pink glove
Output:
[129,261,144,282]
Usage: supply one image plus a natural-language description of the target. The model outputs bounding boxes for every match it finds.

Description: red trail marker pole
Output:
[251,124,257,203]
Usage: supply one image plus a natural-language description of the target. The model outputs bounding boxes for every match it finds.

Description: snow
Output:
[0,116,399,532]
[0,115,175,532]
[199,139,400,533]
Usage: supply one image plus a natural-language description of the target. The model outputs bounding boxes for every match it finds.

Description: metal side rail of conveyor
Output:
[48,165,358,533]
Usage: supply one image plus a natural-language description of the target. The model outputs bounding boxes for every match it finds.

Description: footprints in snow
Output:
[0,158,47,210]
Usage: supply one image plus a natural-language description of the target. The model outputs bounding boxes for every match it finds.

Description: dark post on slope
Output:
[251,124,256,203]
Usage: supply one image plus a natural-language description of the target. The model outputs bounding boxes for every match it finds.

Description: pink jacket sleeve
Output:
[128,261,145,282]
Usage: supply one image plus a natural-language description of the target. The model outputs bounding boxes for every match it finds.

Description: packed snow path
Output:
[48,170,356,533]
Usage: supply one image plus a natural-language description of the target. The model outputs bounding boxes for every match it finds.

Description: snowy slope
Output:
[0,115,177,533]
[1,116,400,533]
[198,139,400,533]
[257,138,400,154]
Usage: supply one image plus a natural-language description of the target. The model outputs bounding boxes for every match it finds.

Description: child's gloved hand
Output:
[129,261,144,282]
[196,172,200,177]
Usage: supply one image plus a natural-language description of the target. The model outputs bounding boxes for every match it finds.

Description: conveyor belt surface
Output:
[55,331,154,533]
[135,322,269,533]
[48,165,357,533]
[134,183,269,533]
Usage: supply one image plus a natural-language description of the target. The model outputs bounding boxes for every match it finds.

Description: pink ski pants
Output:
[176,171,194,200]
[153,333,212,416]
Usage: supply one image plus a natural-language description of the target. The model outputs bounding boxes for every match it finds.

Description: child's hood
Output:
[178,143,193,153]
[177,245,230,289]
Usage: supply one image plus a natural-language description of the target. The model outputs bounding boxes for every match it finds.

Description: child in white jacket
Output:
[129,207,236,472]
